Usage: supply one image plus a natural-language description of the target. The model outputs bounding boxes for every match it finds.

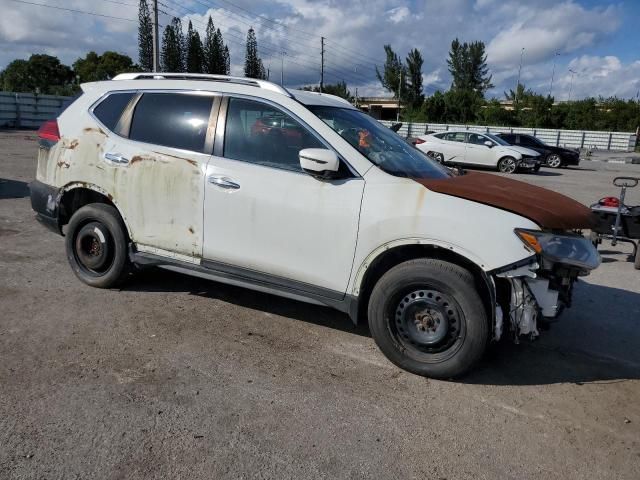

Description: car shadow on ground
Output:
[0,178,30,199]
[124,268,640,385]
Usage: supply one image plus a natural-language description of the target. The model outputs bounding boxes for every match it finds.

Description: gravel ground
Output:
[1,130,639,479]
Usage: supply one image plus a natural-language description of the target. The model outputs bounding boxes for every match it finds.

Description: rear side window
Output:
[444,132,466,142]
[129,93,213,153]
[92,92,135,131]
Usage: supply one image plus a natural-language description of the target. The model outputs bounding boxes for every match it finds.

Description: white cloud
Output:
[0,0,636,100]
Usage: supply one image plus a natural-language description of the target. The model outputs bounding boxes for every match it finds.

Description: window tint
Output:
[93,92,135,131]
[468,133,489,145]
[500,134,515,144]
[444,132,466,142]
[224,97,323,172]
[129,93,213,153]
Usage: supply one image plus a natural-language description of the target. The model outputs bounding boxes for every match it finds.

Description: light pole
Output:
[568,68,577,102]
[548,51,560,98]
[514,48,525,108]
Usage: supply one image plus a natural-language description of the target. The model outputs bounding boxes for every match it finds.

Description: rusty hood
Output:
[415,172,594,230]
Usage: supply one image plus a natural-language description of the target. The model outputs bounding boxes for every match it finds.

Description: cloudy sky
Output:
[1,0,639,100]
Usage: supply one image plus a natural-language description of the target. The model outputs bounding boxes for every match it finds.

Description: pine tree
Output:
[186,21,204,73]
[405,48,424,108]
[161,18,184,72]
[137,0,153,71]
[244,28,266,79]
[214,29,226,73]
[203,16,219,74]
[447,38,493,95]
[375,45,407,101]
[223,45,230,75]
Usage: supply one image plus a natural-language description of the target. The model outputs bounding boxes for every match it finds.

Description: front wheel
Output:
[368,259,488,379]
[546,154,562,168]
[65,203,131,288]
[497,156,517,174]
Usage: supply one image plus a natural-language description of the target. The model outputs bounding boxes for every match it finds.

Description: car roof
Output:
[87,73,355,110]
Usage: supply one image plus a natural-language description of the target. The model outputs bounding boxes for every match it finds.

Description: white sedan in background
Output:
[414,130,541,174]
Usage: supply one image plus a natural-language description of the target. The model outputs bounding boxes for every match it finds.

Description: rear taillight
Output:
[600,196,620,208]
[413,138,426,145]
[37,119,60,142]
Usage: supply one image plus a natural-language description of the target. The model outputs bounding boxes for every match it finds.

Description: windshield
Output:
[308,106,451,179]
[484,133,510,146]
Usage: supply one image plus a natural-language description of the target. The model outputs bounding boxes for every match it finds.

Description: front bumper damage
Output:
[491,232,600,342]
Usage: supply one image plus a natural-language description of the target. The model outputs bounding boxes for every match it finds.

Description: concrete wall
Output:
[380,120,638,152]
[0,92,74,129]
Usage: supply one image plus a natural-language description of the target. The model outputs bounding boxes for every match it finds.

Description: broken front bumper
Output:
[492,233,600,340]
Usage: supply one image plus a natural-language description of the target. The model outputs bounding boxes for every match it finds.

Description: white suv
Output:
[30,73,599,378]
[415,130,541,173]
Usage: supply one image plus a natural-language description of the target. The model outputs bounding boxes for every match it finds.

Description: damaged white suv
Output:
[31,73,600,378]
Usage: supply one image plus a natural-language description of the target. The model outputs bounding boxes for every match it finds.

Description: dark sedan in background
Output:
[497,133,580,168]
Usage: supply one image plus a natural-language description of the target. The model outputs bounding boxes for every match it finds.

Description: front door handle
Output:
[208,175,240,190]
[103,152,129,165]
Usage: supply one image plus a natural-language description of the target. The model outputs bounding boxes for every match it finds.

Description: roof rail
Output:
[112,72,292,97]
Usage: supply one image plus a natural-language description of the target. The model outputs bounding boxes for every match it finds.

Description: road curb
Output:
[582,156,640,165]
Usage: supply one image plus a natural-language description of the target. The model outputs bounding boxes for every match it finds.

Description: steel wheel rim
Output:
[388,288,466,362]
[500,158,516,173]
[548,155,561,167]
[73,222,115,275]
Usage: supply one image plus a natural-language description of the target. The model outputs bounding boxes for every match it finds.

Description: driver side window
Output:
[223,97,324,172]
[467,133,489,145]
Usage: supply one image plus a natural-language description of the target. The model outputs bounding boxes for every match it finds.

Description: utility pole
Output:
[568,68,577,101]
[280,51,286,86]
[320,36,325,93]
[396,70,402,122]
[355,87,358,108]
[514,47,525,108]
[548,51,560,98]
[152,0,159,72]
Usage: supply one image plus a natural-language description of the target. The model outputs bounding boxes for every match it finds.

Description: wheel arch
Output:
[352,241,496,331]
[58,182,132,239]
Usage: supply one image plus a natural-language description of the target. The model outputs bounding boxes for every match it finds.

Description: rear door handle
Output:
[208,175,240,190]
[103,152,129,165]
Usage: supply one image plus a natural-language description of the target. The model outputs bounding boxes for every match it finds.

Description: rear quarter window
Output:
[92,92,136,131]
[128,93,213,153]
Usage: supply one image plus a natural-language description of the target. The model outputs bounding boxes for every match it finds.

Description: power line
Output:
[7,0,137,22]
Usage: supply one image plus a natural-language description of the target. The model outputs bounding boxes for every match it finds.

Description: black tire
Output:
[429,152,444,164]
[497,156,517,174]
[368,259,488,379]
[634,245,640,270]
[65,203,131,288]
[533,164,541,173]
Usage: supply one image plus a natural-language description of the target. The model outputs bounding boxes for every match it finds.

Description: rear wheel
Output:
[368,259,488,379]
[65,203,131,288]
[429,152,444,164]
[547,154,562,168]
[498,156,517,174]
[634,244,640,270]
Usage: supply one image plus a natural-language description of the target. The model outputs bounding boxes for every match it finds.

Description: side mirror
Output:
[299,148,340,179]
[484,140,494,148]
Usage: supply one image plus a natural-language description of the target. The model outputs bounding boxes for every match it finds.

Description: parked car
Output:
[30,73,599,379]
[415,130,541,173]
[496,133,580,168]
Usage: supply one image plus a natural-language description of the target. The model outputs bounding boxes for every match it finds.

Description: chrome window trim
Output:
[215,93,361,179]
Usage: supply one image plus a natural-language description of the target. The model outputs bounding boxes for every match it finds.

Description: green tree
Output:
[0,54,74,94]
[422,91,446,122]
[223,44,230,75]
[203,16,220,74]
[447,38,493,95]
[244,28,266,79]
[186,21,204,73]
[73,51,137,83]
[375,44,407,101]
[161,18,185,72]
[405,48,424,108]
[138,0,153,71]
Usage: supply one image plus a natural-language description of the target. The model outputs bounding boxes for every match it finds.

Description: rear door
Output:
[201,96,364,294]
[99,91,218,259]
[440,132,467,164]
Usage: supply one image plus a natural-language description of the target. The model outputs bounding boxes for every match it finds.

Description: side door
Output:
[465,132,495,166]
[441,132,467,164]
[99,91,218,259]
[202,96,364,295]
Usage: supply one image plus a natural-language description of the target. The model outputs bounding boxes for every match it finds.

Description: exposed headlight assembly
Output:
[514,229,601,271]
